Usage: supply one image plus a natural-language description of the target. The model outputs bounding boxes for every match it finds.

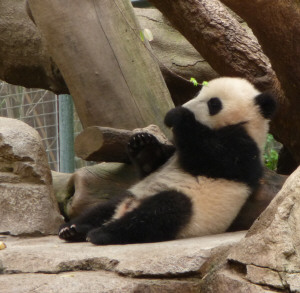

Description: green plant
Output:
[264,134,279,171]
[189,78,208,87]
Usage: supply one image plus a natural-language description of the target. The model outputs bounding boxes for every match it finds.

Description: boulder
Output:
[0,231,245,292]
[200,166,300,292]
[0,117,63,235]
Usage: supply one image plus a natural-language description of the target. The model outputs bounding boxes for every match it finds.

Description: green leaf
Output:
[140,31,144,42]
[202,81,209,86]
[190,77,198,86]
[143,29,153,41]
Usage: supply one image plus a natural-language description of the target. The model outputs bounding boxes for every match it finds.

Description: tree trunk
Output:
[0,0,67,93]
[27,0,173,132]
[219,0,300,163]
[148,0,300,166]
[148,0,279,91]
[0,2,217,103]
[74,126,133,163]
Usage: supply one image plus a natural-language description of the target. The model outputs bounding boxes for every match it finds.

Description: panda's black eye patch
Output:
[207,97,222,116]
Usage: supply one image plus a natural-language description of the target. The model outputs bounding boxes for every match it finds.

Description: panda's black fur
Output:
[59,77,277,245]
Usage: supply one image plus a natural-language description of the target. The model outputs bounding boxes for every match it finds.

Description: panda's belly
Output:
[129,156,250,238]
[176,177,249,238]
[129,156,195,199]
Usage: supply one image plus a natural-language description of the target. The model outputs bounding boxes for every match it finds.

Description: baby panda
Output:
[59,77,277,245]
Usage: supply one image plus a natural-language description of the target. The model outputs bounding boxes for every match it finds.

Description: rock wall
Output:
[0,232,245,292]
[0,117,63,235]
[201,166,300,292]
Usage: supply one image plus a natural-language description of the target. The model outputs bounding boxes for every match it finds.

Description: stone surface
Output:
[228,166,300,273]
[204,269,277,293]
[1,232,245,276]
[0,232,245,292]
[0,118,63,235]
[0,271,201,293]
[201,166,300,292]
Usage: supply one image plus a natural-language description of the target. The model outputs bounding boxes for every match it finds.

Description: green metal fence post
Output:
[58,94,75,173]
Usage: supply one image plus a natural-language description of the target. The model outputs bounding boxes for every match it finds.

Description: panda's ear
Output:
[255,93,277,119]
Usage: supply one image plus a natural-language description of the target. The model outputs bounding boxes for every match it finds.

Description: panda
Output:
[59,77,277,245]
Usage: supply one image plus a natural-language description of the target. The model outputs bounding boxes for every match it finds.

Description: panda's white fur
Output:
[113,77,271,238]
[183,77,269,152]
[128,155,249,238]
[59,77,276,245]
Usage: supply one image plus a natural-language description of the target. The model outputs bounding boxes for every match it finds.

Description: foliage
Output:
[264,134,279,171]
[189,78,208,87]
[190,77,198,86]
[139,29,153,42]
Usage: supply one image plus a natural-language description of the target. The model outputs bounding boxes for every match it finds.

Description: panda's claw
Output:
[128,132,159,155]
[58,224,77,240]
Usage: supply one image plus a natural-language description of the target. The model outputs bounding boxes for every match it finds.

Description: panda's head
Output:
[182,77,277,151]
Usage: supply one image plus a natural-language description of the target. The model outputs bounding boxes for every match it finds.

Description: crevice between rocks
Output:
[117,270,202,280]
[57,257,120,274]
[227,260,293,293]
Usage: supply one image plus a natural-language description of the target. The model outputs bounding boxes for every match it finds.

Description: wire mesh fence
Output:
[0,81,87,172]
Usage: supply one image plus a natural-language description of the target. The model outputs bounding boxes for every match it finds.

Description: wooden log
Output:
[27,0,173,133]
[74,124,171,163]
[52,163,139,219]
[75,126,133,163]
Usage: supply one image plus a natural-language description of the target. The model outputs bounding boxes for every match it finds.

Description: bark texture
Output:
[148,0,300,166]
[135,8,218,105]
[0,2,216,105]
[74,127,133,163]
[0,0,67,93]
[74,124,170,163]
[220,0,300,163]
[27,0,173,132]
[148,0,278,90]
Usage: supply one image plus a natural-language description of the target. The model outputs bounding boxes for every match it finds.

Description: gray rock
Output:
[201,166,300,292]
[1,232,245,276]
[0,117,63,235]
[0,271,201,293]
[0,232,245,292]
[228,166,300,273]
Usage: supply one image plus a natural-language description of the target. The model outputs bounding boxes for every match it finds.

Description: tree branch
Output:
[219,0,300,162]
[148,0,278,91]
[148,0,300,165]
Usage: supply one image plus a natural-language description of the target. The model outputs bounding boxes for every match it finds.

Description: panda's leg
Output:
[58,195,126,242]
[127,132,175,178]
[86,190,192,245]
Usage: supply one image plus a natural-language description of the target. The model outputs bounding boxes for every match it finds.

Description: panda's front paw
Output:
[164,107,195,128]
[87,228,114,245]
[127,132,159,158]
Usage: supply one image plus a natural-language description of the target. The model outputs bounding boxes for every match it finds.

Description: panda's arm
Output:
[165,107,217,175]
[127,132,175,178]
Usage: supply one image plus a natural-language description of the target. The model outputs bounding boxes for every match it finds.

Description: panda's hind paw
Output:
[58,223,91,242]
[58,224,78,241]
[87,228,114,245]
